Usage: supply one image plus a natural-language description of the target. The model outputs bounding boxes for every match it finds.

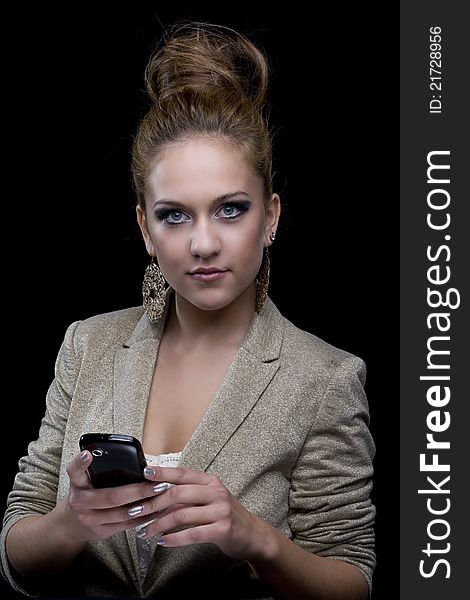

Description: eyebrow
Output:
[153,191,251,209]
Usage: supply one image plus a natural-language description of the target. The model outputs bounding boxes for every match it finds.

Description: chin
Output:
[179,288,241,312]
[189,297,235,312]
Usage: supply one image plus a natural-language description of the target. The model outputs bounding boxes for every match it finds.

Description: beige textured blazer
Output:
[1,292,376,598]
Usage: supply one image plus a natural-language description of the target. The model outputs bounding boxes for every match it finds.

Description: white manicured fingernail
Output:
[128,505,144,517]
[153,482,171,495]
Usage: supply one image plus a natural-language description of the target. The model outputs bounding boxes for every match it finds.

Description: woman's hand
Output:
[62,451,160,542]
[139,465,270,562]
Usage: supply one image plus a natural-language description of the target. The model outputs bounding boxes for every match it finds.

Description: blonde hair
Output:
[131,22,273,211]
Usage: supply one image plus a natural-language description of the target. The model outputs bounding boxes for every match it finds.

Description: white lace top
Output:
[135,451,182,579]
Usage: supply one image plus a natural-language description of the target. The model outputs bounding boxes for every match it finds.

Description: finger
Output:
[96,482,209,524]
[77,481,160,510]
[143,466,213,486]
[75,502,156,527]
[86,511,166,539]
[124,483,216,524]
[152,522,220,548]
[84,497,188,527]
[66,451,94,490]
[141,504,218,540]
[147,502,191,521]
[151,483,216,512]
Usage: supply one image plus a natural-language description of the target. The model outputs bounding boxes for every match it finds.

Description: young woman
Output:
[1,22,375,599]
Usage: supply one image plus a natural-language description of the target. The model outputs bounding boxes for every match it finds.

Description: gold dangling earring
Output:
[142,257,167,324]
[256,231,276,313]
[255,247,271,313]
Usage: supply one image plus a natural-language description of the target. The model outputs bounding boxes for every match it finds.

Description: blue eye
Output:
[216,202,250,220]
[167,210,184,223]
[155,209,189,225]
[221,205,237,217]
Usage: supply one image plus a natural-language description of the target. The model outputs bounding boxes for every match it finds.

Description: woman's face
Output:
[137,138,279,312]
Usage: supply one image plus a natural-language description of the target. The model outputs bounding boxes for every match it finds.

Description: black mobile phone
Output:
[79,433,148,488]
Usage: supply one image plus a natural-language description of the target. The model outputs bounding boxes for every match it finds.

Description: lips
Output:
[189,267,228,282]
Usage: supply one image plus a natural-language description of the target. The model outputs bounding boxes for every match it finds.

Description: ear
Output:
[136,205,156,256]
[263,193,281,247]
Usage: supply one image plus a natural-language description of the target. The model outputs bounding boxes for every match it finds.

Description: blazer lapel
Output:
[112,288,171,440]
[178,349,279,473]
[113,338,159,442]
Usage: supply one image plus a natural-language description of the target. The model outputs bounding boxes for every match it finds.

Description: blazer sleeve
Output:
[0,320,82,595]
[287,355,376,597]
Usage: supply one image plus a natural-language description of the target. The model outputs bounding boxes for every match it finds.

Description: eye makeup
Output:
[154,199,251,225]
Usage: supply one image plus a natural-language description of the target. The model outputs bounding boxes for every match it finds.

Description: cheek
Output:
[223,221,265,269]
[151,227,185,267]
[231,217,265,250]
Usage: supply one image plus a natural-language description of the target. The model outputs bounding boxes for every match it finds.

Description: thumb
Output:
[66,450,94,489]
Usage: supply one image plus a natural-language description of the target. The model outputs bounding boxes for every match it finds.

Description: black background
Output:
[2,4,397,599]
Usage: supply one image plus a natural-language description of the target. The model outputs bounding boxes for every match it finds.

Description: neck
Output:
[166,284,257,349]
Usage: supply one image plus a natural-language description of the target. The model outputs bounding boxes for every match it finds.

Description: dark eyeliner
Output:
[154,207,186,223]
[220,200,251,215]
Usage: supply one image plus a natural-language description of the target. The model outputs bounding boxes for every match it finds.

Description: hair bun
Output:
[132,21,274,211]
[145,22,269,112]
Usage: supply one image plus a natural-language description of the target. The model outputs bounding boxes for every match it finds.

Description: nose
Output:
[190,220,221,258]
